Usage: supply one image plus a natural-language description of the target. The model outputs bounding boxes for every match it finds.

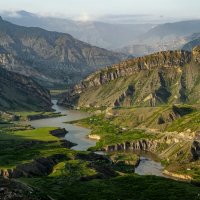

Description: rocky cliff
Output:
[0,17,127,88]
[60,47,200,108]
[0,154,67,178]
[104,132,200,163]
[0,66,52,111]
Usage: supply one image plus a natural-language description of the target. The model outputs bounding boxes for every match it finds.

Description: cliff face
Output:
[104,134,200,163]
[60,47,200,108]
[0,17,127,88]
[0,66,52,111]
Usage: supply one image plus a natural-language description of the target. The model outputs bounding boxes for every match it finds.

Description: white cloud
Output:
[76,13,91,22]
[0,10,22,18]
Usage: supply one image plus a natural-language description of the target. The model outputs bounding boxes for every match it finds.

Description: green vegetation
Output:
[0,125,71,169]
[109,152,138,164]
[109,152,139,173]
[14,111,63,121]
[22,159,97,199]
[50,89,67,98]
[167,109,200,132]
[0,102,200,199]
[22,174,200,200]
[72,114,155,150]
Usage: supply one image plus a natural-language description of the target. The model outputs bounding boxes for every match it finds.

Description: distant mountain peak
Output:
[17,10,34,17]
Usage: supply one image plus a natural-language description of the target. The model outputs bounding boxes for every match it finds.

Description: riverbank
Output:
[1,101,200,200]
[69,112,200,181]
[28,100,95,151]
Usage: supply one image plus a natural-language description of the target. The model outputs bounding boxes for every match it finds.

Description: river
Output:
[28,100,165,177]
[29,100,96,151]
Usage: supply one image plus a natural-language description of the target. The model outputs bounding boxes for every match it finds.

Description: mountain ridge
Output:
[0,17,127,88]
[0,66,51,111]
[1,10,154,49]
[59,47,200,108]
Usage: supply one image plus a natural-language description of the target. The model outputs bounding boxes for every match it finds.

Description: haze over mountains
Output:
[1,10,154,50]
[119,20,200,56]
[2,10,200,57]
[0,16,127,88]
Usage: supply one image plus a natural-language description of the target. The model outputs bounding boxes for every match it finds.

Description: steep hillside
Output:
[59,46,200,108]
[0,66,51,111]
[182,33,200,51]
[0,16,127,88]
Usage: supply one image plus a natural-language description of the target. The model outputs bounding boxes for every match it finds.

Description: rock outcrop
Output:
[60,47,200,108]
[104,139,158,152]
[49,128,68,138]
[49,128,77,148]
[163,170,192,180]
[191,141,200,161]
[103,132,200,165]
[0,154,67,178]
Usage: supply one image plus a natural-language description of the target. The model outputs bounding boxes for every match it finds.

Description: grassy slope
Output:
[22,171,200,200]
[72,106,200,179]
[0,125,71,169]
[167,109,200,132]
[72,114,155,150]
[0,111,200,199]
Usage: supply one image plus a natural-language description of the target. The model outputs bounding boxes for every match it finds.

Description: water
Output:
[28,100,165,176]
[29,100,96,151]
[134,152,165,177]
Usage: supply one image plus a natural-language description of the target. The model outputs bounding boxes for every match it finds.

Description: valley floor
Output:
[0,106,200,200]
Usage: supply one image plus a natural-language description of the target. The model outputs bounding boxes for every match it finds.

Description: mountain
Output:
[117,20,200,57]
[142,20,200,43]
[59,46,200,108]
[1,10,154,49]
[0,66,51,111]
[5,11,200,57]
[182,33,200,51]
[0,16,127,88]
[117,39,187,57]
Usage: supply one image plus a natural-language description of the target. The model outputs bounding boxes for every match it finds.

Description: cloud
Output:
[76,12,91,22]
[0,10,22,18]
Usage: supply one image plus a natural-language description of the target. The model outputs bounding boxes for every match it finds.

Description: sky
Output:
[0,0,200,22]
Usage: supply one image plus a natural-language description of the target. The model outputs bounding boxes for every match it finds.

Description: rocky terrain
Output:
[0,66,51,111]
[59,44,200,181]
[0,16,127,88]
[59,46,200,108]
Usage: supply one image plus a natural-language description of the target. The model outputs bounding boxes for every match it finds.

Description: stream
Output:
[28,100,165,177]
[29,100,96,150]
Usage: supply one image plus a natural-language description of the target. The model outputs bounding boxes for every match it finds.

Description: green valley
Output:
[1,3,200,199]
